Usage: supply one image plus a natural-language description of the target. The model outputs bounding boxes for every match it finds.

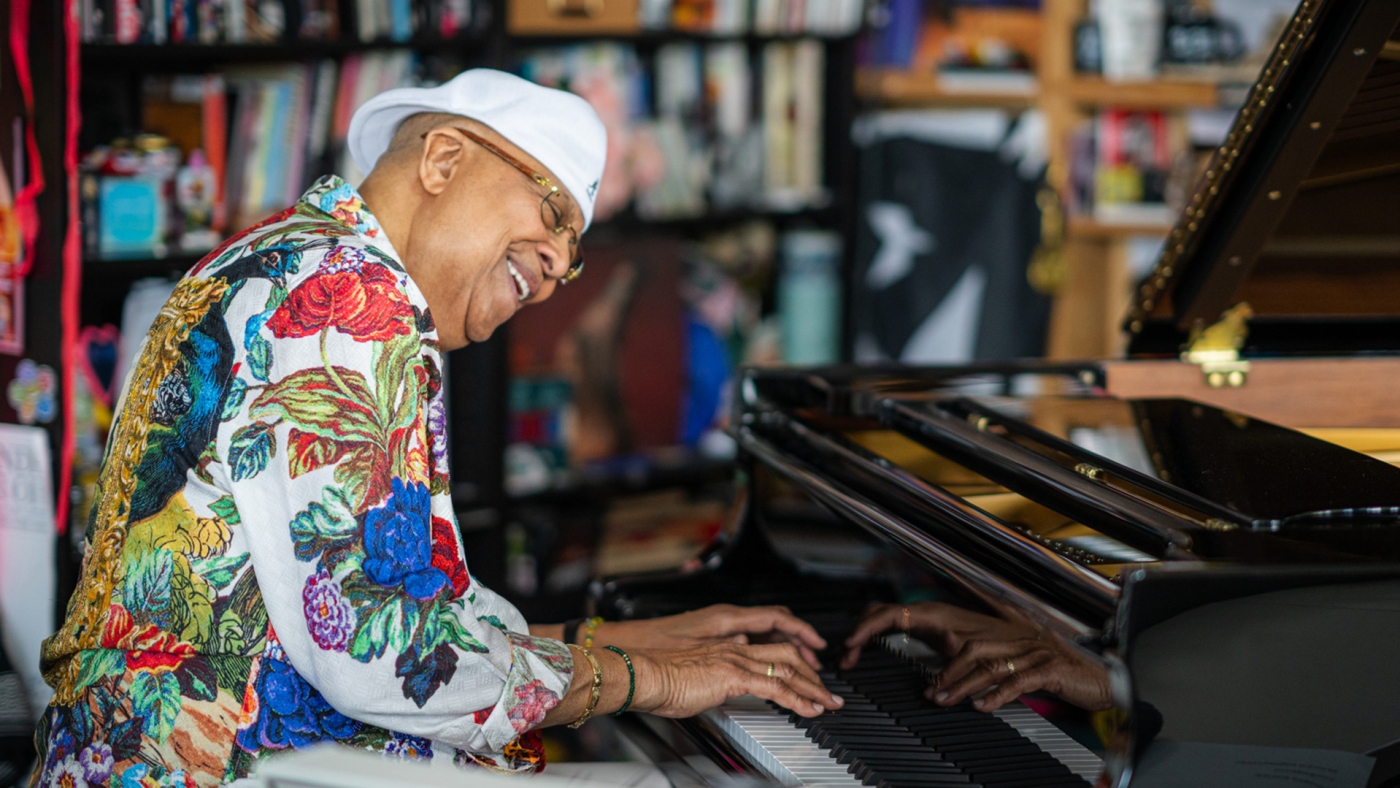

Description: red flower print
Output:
[472,705,495,725]
[507,680,559,733]
[125,626,196,674]
[431,517,471,598]
[100,604,135,649]
[267,250,414,342]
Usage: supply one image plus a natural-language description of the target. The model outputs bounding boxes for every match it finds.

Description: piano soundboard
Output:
[701,638,1103,788]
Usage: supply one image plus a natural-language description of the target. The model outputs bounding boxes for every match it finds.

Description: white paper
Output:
[0,422,57,713]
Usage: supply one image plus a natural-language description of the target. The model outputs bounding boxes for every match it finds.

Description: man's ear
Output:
[419,128,466,196]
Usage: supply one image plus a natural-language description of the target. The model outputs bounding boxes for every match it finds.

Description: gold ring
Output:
[766,662,776,678]
[1005,658,1016,676]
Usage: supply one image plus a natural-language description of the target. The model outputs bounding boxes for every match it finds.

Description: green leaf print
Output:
[347,602,397,662]
[250,366,380,443]
[437,603,489,654]
[74,649,127,694]
[228,421,277,481]
[209,495,241,526]
[176,660,219,702]
[221,377,249,421]
[289,487,359,562]
[130,671,183,743]
[247,333,273,382]
[169,555,216,646]
[123,549,174,616]
[192,553,249,591]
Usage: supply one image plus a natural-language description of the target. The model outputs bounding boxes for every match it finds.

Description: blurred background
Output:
[0,0,1298,774]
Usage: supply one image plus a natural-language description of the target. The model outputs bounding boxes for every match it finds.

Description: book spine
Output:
[202,74,229,232]
[284,69,312,205]
[305,59,338,182]
[226,0,247,42]
[791,39,823,199]
[390,0,412,40]
[762,41,794,197]
[114,0,142,43]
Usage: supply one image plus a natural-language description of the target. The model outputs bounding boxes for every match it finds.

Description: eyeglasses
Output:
[424,126,584,284]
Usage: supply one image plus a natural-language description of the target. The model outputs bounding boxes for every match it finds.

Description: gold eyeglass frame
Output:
[423,126,584,284]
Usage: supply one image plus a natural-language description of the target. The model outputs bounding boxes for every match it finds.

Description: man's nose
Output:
[537,238,571,281]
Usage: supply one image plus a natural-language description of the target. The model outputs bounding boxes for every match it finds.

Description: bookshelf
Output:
[854,0,1235,360]
[45,1,865,620]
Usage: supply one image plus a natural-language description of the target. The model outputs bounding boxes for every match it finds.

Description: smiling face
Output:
[362,114,583,350]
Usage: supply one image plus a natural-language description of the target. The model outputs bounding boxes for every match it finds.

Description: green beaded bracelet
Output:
[603,645,635,716]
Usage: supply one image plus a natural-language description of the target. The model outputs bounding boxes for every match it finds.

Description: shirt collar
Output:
[300,175,401,259]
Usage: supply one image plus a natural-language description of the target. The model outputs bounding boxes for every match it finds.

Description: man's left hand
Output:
[597,605,827,669]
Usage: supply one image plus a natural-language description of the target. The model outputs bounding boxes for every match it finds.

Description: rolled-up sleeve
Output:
[213,242,572,757]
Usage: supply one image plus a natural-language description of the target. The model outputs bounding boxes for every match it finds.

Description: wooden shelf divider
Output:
[856,69,1039,109]
[1060,76,1219,109]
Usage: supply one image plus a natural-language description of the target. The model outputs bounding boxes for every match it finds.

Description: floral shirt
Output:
[33,176,573,788]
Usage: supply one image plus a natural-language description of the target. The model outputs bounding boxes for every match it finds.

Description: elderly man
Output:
[32,70,841,788]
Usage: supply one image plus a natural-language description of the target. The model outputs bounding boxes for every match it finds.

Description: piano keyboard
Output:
[701,644,1102,788]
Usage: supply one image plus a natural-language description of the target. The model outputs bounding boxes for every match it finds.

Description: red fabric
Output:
[7,0,43,278]
[56,0,81,533]
[267,262,415,342]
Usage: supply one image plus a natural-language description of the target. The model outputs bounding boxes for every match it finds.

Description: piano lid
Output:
[1124,0,1400,357]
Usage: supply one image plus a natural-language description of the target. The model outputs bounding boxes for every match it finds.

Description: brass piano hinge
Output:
[1182,303,1253,388]
[1075,462,1104,480]
[1202,518,1239,532]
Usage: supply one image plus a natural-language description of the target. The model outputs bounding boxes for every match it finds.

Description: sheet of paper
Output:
[0,422,56,713]
[1133,741,1376,788]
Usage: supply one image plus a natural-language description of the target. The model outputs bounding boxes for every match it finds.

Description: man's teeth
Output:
[507,262,531,302]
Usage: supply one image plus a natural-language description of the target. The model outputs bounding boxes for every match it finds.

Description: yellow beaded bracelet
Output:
[567,644,603,729]
[582,616,604,648]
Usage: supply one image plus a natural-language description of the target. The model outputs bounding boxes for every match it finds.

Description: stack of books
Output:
[660,0,864,35]
[80,0,476,45]
[82,50,426,259]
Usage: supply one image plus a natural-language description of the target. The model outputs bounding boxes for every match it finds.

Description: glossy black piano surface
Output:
[595,367,1400,788]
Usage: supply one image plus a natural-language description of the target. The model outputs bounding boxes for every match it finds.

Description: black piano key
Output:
[921,730,1026,747]
[968,759,1073,777]
[951,751,1060,768]
[832,743,948,763]
[853,757,965,776]
[871,774,980,786]
[976,776,1083,788]
[813,731,927,748]
[875,778,983,788]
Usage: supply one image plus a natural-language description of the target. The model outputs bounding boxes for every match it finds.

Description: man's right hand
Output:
[632,641,844,719]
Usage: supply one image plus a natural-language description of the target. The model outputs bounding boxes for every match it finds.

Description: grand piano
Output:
[591,0,1400,785]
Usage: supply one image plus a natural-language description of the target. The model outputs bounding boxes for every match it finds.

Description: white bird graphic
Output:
[865,201,935,290]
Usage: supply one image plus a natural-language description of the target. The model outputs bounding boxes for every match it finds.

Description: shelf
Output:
[856,69,1039,109]
[81,34,491,66]
[1067,216,1174,239]
[83,256,202,280]
[509,30,858,46]
[1060,77,1220,109]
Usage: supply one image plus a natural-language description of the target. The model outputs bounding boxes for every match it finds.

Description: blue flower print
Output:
[237,659,360,751]
[362,478,448,600]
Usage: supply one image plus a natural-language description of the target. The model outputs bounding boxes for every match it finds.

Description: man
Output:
[33,70,841,788]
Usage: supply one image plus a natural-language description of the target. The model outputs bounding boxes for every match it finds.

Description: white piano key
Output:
[994,703,1105,784]
[701,659,1105,787]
